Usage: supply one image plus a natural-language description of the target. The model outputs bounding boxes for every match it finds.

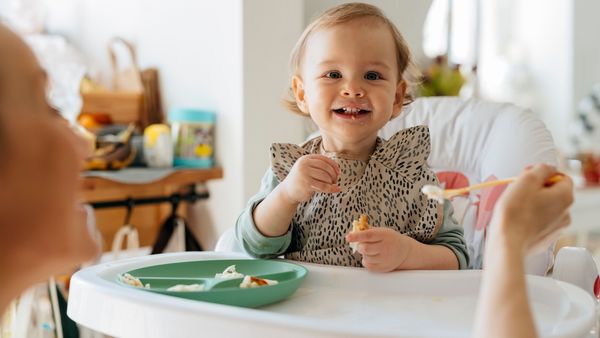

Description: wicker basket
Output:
[81,91,143,124]
[80,38,145,125]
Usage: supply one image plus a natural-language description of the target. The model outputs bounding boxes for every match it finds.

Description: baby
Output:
[236,3,468,272]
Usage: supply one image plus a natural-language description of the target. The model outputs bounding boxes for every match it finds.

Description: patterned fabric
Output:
[270,125,441,266]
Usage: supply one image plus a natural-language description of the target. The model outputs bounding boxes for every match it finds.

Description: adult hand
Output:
[346,227,412,272]
[280,154,341,203]
[490,164,574,253]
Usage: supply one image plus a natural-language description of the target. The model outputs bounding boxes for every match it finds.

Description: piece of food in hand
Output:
[352,214,370,232]
[239,276,278,288]
[119,273,150,289]
[167,284,204,292]
[214,265,245,279]
[349,214,370,253]
[421,185,445,204]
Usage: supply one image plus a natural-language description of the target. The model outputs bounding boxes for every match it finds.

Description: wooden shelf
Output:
[82,167,223,191]
[80,167,223,249]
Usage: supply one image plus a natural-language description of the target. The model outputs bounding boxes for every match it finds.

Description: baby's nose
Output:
[341,88,365,98]
[341,81,365,97]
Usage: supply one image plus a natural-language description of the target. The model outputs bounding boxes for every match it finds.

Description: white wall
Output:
[477,0,600,152]
[304,0,433,67]
[573,0,600,119]
[513,0,573,150]
[40,0,246,248]
[242,0,305,202]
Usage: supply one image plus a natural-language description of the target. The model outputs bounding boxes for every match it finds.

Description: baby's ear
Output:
[391,80,407,119]
[291,76,309,114]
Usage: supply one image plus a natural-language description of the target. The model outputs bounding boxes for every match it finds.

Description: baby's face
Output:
[294,18,405,146]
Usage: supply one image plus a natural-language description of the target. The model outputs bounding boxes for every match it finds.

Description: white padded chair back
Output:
[380,97,558,274]
[381,97,557,184]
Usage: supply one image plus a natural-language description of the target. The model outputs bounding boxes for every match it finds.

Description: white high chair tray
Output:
[68,252,596,338]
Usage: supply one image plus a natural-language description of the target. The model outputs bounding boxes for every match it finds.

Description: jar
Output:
[168,108,215,168]
[143,124,173,168]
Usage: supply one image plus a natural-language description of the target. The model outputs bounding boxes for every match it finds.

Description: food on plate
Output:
[239,276,278,288]
[167,284,204,292]
[119,273,150,289]
[214,265,245,279]
[349,214,370,253]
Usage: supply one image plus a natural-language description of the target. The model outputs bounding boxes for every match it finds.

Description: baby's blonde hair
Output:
[283,2,419,115]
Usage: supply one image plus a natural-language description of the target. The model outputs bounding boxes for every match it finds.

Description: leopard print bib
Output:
[270,125,440,267]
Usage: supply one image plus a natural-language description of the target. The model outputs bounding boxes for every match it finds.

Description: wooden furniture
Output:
[81,167,223,250]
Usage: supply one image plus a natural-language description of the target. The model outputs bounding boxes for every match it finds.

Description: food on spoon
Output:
[239,276,278,288]
[119,273,150,289]
[421,185,445,204]
[214,265,245,279]
[167,284,204,292]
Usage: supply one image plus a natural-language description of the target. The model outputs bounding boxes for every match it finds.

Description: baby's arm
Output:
[253,154,340,237]
[235,168,292,258]
[236,155,340,257]
[346,202,466,271]
[409,201,469,269]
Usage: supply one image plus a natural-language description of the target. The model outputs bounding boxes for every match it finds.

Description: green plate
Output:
[116,259,308,308]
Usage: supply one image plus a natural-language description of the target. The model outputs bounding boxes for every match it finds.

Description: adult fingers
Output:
[539,174,574,209]
[529,211,571,246]
[523,163,558,186]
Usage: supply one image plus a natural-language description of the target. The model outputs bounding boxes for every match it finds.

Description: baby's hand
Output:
[280,154,341,203]
[346,228,412,272]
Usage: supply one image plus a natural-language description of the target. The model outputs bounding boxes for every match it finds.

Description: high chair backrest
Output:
[380,97,558,274]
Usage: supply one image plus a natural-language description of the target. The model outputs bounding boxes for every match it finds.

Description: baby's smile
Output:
[331,102,373,117]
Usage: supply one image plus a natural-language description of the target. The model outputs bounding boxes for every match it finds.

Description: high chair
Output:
[216,97,599,295]
[382,97,600,295]
[380,96,558,274]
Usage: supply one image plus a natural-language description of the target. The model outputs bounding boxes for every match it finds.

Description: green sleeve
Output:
[234,168,292,258]
[429,201,470,269]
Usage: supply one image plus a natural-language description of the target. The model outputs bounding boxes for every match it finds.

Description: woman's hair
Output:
[283,2,419,115]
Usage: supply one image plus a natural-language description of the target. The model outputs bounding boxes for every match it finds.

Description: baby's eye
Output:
[364,71,382,81]
[325,71,342,79]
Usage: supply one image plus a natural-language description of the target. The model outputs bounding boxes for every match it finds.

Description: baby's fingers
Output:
[309,181,341,194]
[309,156,340,182]
[308,166,338,184]
[346,228,384,243]
[357,242,380,256]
